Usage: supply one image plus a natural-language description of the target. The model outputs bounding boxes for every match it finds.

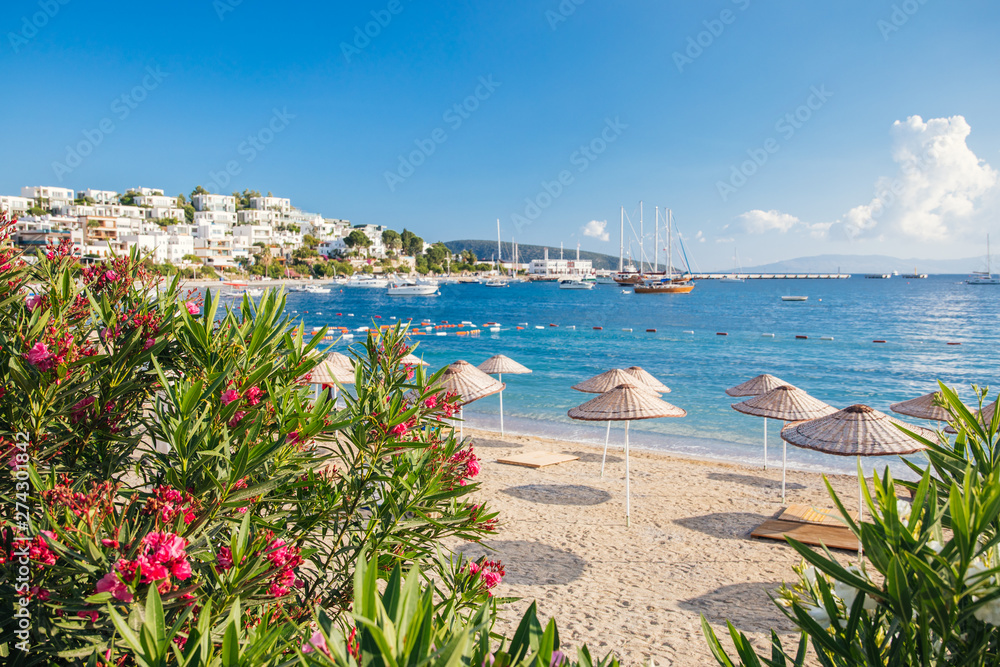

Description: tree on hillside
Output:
[345,230,372,255]
[232,189,261,210]
[401,229,424,257]
[119,189,140,206]
[426,242,450,267]
[190,185,209,200]
[303,234,321,249]
[382,229,402,254]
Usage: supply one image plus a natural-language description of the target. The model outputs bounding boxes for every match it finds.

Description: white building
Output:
[352,224,387,257]
[135,193,179,208]
[192,193,236,213]
[193,210,236,226]
[192,222,229,241]
[528,248,593,277]
[22,186,74,212]
[83,189,119,204]
[250,196,291,214]
[0,195,32,216]
[237,208,277,225]
[193,237,235,269]
[231,224,274,247]
[144,206,186,223]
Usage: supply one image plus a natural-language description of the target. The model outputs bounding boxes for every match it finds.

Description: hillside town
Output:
[1,184,564,279]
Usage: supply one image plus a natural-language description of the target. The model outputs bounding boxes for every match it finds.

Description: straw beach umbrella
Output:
[944,399,997,434]
[435,360,505,439]
[624,366,671,393]
[731,386,837,501]
[568,383,686,526]
[308,352,355,401]
[781,405,933,522]
[401,352,428,366]
[478,354,532,436]
[573,369,661,476]
[726,374,795,470]
[890,392,954,422]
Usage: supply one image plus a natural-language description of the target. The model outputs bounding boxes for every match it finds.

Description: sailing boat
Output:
[484,219,509,287]
[634,208,695,294]
[720,248,745,283]
[967,234,1000,285]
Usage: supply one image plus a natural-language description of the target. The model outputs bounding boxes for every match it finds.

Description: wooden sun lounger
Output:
[751,504,859,551]
[751,519,859,551]
[496,452,580,469]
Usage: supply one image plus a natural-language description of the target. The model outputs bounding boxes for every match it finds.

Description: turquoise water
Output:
[277,276,997,476]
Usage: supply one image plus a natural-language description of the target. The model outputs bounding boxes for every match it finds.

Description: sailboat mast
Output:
[654,206,659,273]
[639,201,644,273]
[667,208,673,279]
[619,207,624,272]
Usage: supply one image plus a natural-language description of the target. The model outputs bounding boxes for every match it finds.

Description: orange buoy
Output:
[947,342,961,345]
[795,335,808,339]
[593,326,603,330]
[716,332,728,336]
[873,340,886,344]
[646,329,656,332]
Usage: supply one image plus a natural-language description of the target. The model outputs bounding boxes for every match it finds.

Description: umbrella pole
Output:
[601,421,611,478]
[781,421,787,503]
[460,406,464,440]
[499,372,504,437]
[858,456,864,558]
[625,421,631,528]
[763,419,768,470]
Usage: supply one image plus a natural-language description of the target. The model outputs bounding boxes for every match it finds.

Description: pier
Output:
[690,273,852,280]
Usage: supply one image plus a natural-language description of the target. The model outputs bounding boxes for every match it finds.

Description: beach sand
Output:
[453,426,863,666]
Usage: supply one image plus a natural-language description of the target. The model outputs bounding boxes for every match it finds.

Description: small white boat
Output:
[244,288,264,297]
[594,275,618,285]
[781,296,808,302]
[967,235,1000,285]
[303,284,332,294]
[559,279,595,290]
[484,277,509,287]
[388,280,439,296]
[345,274,389,288]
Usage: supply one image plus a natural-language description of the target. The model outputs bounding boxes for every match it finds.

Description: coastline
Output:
[455,425,861,665]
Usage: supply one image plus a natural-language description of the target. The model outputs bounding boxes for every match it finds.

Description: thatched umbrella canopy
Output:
[726,374,797,473]
[624,366,671,393]
[434,360,505,439]
[401,352,428,366]
[568,383,686,527]
[732,386,837,500]
[573,369,660,395]
[781,405,933,538]
[725,374,792,397]
[890,392,954,422]
[478,354,532,436]
[944,399,996,434]
[309,352,355,386]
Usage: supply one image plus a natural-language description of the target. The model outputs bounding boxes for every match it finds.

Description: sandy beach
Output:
[453,427,863,666]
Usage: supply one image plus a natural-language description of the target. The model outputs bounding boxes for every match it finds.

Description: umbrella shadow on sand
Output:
[673,512,774,540]
[473,437,522,449]
[706,472,805,491]
[502,484,612,506]
[678,581,787,627]
[457,540,587,585]
[563,450,623,465]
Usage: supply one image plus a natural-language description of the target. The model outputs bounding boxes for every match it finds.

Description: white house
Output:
[250,196,291,214]
[192,223,229,241]
[22,186,74,212]
[0,195,32,216]
[231,224,274,247]
[237,208,277,225]
[352,224,387,257]
[83,189,119,204]
[528,248,592,277]
[192,193,236,213]
[144,206,186,223]
[193,210,236,226]
[193,237,235,269]
[135,193,179,208]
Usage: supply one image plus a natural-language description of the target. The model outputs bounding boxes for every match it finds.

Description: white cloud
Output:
[581,219,609,242]
[737,209,801,234]
[694,230,706,243]
[715,236,735,243]
[833,115,998,241]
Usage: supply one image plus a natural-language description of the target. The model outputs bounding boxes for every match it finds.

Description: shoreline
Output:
[456,425,865,664]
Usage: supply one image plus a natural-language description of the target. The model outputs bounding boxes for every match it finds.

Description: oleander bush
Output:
[703,385,1000,666]
[0,213,610,665]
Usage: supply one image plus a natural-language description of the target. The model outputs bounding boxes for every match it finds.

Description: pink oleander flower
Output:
[101,539,120,549]
[25,294,43,311]
[216,546,234,572]
[229,411,247,427]
[77,610,99,623]
[29,586,50,602]
[24,342,54,370]
[185,301,200,315]
[551,651,568,667]
[286,431,301,445]
[29,531,58,566]
[144,337,155,350]
[424,394,438,410]
[466,456,481,478]
[104,270,117,281]
[245,386,263,406]
[390,422,409,437]
[71,396,96,424]
[220,389,240,406]
[302,630,331,656]
[95,572,134,602]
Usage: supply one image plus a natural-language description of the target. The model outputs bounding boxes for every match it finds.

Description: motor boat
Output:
[345,274,389,288]
[558,279,595,290]
[302,284,332,294]
[388,279,439,296]
[484,276,509,287]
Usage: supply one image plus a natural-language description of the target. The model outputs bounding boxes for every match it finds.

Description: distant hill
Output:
[736,254,981,275]
[444,240,622,271]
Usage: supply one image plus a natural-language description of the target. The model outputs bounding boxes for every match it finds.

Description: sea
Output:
[253,275,997,478]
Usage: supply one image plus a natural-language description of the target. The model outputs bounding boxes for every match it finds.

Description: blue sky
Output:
[3,0,999,268]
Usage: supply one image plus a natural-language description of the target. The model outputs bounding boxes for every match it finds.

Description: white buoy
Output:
[762,333,775,338]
